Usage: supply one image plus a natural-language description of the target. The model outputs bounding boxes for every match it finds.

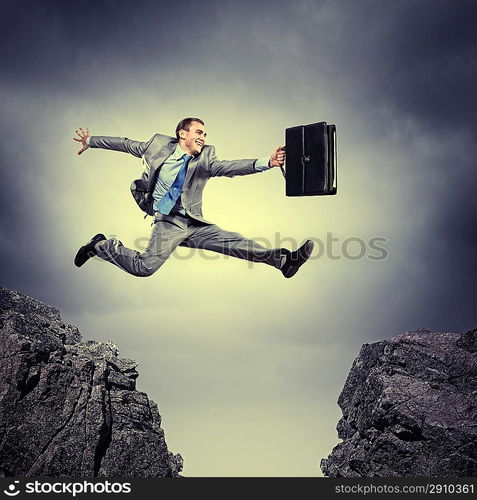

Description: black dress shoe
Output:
[281,240,315,278]
[74,233,106,267]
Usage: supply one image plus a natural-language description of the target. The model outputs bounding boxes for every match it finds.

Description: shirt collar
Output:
[173,143,194,160]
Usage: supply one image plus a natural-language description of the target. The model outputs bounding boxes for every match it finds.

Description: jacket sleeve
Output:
[207,145,261,177]
[88,135,156,158]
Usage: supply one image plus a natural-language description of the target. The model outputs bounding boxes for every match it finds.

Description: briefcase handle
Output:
[279,155,310,179]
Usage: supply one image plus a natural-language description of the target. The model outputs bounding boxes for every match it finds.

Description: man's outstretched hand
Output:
[269,146,285,167]
[73,128,90,155]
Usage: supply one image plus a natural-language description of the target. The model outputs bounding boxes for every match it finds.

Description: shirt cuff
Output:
[254,157,272,171]
[86,136,91,146]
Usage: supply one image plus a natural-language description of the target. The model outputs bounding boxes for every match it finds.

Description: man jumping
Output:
[73,118,314,278]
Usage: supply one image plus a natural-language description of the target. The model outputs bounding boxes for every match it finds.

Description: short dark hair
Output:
[175,117,205,139]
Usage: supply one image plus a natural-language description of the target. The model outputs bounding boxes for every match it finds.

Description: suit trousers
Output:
[95,212,286,277]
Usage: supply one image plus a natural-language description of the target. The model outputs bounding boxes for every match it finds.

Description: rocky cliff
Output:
[0,286,183,477]
[321,328,477,477]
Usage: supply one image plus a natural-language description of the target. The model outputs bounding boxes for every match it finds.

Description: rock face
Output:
[0,286,183,477]
[321,329,477,477]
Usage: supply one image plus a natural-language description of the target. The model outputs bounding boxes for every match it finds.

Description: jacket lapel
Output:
[145,138,204,191]
[146,140,177,191]
[184,154,200,186]
[153,141,177,166]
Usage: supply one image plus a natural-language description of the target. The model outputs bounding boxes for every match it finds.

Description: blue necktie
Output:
[156,154,193,215]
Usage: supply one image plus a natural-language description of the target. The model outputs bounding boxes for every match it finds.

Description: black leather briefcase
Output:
[283,121,337,196]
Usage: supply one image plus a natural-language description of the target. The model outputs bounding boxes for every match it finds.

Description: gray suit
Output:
[88,133,285,277]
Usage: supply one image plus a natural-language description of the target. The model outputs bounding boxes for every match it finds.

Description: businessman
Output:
[73,118,314,278]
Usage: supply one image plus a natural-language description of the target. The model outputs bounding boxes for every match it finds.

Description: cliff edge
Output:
[321,328,477,477]
[0,286,183,477]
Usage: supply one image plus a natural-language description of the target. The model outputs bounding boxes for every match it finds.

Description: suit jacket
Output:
[89,133,264,224]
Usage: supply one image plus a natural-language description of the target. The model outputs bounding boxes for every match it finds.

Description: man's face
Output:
[179,121,207,155]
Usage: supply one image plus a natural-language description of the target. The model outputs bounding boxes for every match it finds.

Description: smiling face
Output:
[178,121,207,156]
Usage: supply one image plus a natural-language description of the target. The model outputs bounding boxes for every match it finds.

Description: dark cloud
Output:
[349,0,477,135]
[1,0,476,330]
[404,150,477,333]
[0,0,221,92]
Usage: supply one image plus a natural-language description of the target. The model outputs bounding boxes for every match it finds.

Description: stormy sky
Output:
[1,0,476,476]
